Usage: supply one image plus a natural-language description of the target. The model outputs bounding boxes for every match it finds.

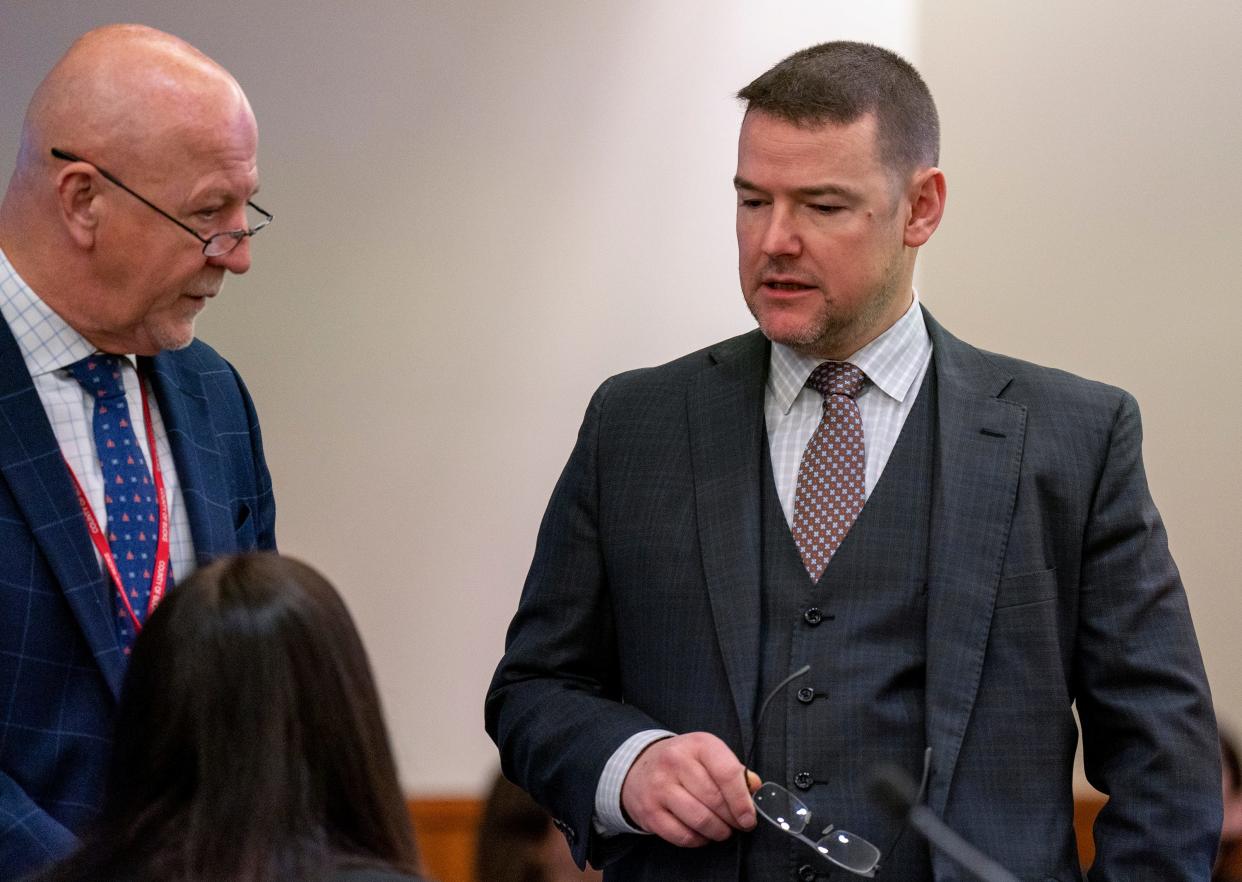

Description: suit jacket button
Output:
[798,863,817,881]
[794,770,813,790]
[803,607,823,625]
[796,686,815,703]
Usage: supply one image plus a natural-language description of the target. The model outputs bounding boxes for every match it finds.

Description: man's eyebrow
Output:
[733,176,860,200]
[186,189,261,214]
[796,183,859,200]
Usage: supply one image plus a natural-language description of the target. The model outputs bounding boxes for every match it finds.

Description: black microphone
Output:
[869,765,1020,882]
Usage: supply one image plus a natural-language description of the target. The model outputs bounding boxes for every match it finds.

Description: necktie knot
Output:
[67,354,127,400]
[806,361,866,400]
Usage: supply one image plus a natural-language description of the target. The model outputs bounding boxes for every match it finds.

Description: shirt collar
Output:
[767,292,932,415]
[0,247,135,377]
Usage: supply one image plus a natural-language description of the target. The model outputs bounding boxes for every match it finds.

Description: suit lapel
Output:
[143,350,232,565]
[0,321,126,696]
[687,331,769,757]
[921,310,1027,814]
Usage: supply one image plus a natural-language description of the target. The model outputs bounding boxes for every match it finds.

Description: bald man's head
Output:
[0,24,262,355]
[16,25,252,185]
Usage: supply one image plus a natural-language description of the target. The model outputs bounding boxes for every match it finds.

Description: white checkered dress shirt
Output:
[765,294,933,525]
[0,248,197,588]
[594,295,934,836]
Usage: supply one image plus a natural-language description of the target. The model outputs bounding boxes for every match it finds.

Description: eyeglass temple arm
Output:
[51,148,270,243]
[50,148,210,244]
[744,664,811,773]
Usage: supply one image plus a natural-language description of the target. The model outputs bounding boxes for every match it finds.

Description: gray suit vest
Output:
[745,369,936,882]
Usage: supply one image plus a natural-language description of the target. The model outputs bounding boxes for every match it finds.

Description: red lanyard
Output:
[63,372,170,633]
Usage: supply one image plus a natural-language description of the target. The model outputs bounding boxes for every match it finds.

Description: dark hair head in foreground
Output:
[37,553,419,882]
[475,772,603,882]
[738,40,940,176]
[476,773,551,882]
[1221,727,1242,881]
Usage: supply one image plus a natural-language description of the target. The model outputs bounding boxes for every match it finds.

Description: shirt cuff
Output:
[592,729,676,837]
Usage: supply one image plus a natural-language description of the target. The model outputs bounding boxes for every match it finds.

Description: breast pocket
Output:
[994,566,1058,610]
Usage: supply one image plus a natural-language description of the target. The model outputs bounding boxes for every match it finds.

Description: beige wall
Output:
[1,1,1236,798]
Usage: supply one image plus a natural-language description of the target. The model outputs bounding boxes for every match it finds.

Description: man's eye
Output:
[196,208,221,220]
[738,198,767,209]
[811,204,844,214]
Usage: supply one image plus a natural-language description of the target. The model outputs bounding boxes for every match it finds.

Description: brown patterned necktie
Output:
[791,361,867,581]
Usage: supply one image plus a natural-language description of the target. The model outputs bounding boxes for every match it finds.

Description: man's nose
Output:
[761,207,801,258]
[208,236,252,274]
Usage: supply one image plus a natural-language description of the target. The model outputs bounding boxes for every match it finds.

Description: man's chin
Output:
[753,311,830,351]
[150,320,197,353]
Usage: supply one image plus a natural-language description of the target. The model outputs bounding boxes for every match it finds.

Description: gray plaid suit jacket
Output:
[486,309,1220,881]
[0,317,276,879]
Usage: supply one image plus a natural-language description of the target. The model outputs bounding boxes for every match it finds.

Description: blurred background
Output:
[2,0,1238,863]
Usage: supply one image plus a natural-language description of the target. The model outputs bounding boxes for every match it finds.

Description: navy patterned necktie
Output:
[790,361,867,581]
[67,354,166,647]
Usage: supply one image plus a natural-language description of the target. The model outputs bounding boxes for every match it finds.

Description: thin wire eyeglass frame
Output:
[50,148,272,257]
[745,665,933,878]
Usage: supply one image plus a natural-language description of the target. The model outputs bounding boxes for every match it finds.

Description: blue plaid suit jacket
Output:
[0,317,276,879]
[486,309,1220,881]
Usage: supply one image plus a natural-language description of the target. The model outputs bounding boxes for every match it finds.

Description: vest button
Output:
[803,607,823,625]
[794,770,813,790]
[796,686,815,703]
[798,863,817,881]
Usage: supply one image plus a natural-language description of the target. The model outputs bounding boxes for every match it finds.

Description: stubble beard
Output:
[146,307,198,352]
[747,253,907,359]
[154,319,197,351]
[157,272,228,351]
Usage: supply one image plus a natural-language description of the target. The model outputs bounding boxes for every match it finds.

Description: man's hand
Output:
[620,731,759,847]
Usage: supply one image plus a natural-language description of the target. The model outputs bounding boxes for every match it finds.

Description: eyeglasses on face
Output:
[50,147,272,257]
[745,665,932,878]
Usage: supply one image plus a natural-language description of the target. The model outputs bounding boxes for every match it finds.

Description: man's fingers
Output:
[641,806,711,848]
[662,785,735,842]
[716,767,757,830]
[745,769,763,793]
[675,759,747,832]
[693,739,757,830]
[621,732,757,847]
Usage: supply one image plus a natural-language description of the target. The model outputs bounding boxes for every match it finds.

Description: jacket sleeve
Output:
[484,379,662,868]
[1075,392,1221,880]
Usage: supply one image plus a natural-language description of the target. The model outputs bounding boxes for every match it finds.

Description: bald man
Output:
[0,25,276,877]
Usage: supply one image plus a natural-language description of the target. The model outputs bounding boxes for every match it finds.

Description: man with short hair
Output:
[0,25,276,877]
[487,42,1220,881]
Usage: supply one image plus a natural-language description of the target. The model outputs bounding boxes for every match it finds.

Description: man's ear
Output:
[904,166,946,248]
[55,164,101,248]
